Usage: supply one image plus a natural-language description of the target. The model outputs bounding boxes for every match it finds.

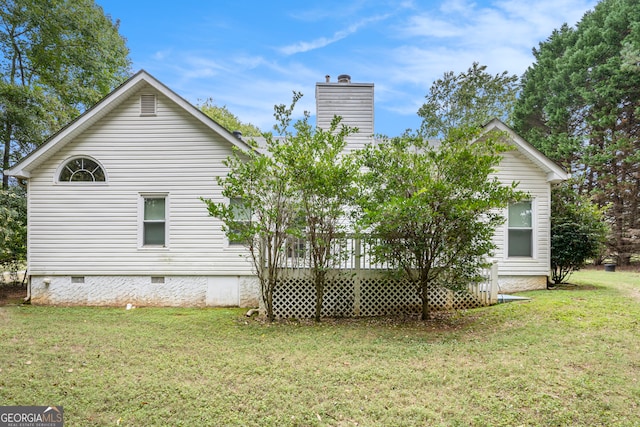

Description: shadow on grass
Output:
[0,284,27,306]
[240,309,483,334]
[548,283,601,291]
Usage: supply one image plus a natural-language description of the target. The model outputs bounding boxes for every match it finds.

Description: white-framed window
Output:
[140,194,168,248]
[57,156,106,183]
[508,200,533,257]
[228,197,251,245]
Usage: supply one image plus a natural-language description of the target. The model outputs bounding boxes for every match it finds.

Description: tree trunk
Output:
[314,270,325,322]
[2,123,12,189]
[261,258,275,322]
[421,282,430,321]
[265,276,275,322]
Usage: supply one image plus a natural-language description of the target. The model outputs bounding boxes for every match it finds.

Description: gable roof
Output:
[483,118,570,184]
[5,70,253,179]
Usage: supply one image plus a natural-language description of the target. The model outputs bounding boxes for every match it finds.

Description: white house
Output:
[5,70,569,308]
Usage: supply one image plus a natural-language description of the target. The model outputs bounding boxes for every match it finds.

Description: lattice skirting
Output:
[271,269,489,319]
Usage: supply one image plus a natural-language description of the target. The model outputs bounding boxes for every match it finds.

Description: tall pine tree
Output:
[514,0,640,264]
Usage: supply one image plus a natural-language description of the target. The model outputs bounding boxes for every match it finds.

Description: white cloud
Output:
[167,60,319,131]
[385,45,473,85]
[122,0,600,136]
[279,36,344,56]
[495,0,597,34]
[152,50,171,60]
[393,0,598,76]
[230,55,268,70]
[278,14,390,55]
[403,15,465,38]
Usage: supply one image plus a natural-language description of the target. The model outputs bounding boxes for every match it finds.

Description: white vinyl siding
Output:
[25,83,252,276]
[315,82,374,152]
[491,148,552,277]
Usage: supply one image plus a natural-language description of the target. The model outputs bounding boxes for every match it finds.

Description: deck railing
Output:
[277,236,392,270]
[267,236,498,317]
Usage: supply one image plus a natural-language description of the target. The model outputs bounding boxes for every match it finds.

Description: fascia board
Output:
[5,70,255,178]
[484,119,570,183]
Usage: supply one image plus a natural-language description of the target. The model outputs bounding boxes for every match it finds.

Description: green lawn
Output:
[1,270,639,426]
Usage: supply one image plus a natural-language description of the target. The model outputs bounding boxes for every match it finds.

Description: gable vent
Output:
[140,94,157,115]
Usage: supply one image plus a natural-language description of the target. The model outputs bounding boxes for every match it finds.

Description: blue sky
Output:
[100,0,598,136]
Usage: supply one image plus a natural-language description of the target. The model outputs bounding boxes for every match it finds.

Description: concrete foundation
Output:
[497,275,547,293]
[29,275,259,308]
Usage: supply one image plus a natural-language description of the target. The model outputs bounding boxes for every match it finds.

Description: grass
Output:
[1,270,639,426]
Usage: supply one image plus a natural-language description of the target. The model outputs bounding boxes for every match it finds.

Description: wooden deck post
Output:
[490,261,499,304]
[353,238,362,316]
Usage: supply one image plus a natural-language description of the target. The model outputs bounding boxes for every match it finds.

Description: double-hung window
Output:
[508,200,533,257]
[142,195,167,247]
[229,198,251,245]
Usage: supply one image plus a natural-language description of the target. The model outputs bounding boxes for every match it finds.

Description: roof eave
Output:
[4,168,29,179]
[5,70,254,178]
[547,171,572,184]
[483,118,570,183]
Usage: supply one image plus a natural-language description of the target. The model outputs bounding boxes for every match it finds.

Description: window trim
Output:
[506,199,535,258]
[227,197,251,246]
[139,193,169,250]
[55,156,108,184]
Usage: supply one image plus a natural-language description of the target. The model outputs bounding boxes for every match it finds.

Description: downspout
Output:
[245,308,259,317]
[22,178,30,303]
[23,271,31,303]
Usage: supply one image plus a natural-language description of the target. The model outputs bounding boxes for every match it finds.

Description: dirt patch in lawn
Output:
[245,310,479,331]
[553,283,600,291]
[624,284,640,303]
[0,285,27,306]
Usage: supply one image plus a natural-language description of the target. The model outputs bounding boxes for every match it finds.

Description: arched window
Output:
[58,157,106,182]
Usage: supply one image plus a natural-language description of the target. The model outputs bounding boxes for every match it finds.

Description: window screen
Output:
[143,197,166,246]
[508,201,532,257]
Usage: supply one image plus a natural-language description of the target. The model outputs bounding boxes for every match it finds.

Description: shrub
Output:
[550,182,609,283]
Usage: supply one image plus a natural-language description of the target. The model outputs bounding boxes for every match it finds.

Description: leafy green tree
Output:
[1,0,131,188]
[356,127,523,320]
[418,62,518,138]
[0,185,26,275]
[204,92,359,321]
[202,96,301,322]
[513,0,640,264]
[202,144,297,322]
[621,27,640,72]
[199,99,262,137]
[550,182,609,284]
[277,112,358,322]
